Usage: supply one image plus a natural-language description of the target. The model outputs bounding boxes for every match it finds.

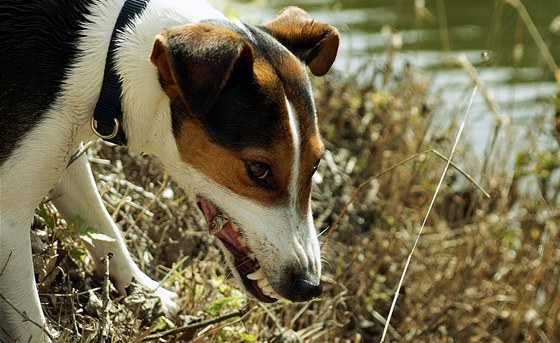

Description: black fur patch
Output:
[203,72,287,150]
[190,21,316,151]
[0,0,93,165]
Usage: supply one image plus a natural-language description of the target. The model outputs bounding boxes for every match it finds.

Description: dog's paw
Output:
[7,325,57,343]
[129,269,180,315]
[104,261,180,315]
[152,285,180,314]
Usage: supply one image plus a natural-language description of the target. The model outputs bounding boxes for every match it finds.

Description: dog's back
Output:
[0,0,93,164]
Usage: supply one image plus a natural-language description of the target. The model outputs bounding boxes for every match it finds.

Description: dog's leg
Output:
[0,215,52,342]
[49,149,179,314]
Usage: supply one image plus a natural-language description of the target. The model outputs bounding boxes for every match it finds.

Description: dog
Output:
[0,0,339,341]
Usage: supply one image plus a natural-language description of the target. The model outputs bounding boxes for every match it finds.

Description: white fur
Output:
[49,150,179,310]
[287,100,322,277]
[159,101,321,295]
[169,165,320,294]
[0,1,218,341]
[0,0,322,341]
[0,97,83,343]
[115,0,225,155]
[117,0,322,291]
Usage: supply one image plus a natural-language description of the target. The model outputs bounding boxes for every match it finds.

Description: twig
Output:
[380,86,479,342]
[430,149,490,198]
[371,310,401,340]
[67,273,79,336]
[0,252,55,341]
[67,141,94,168]
[0,251,12,279]
[195,305,257,341]
[132,175,170,227]
[325,147,489,239]
[436,0,450,55]
[99,252,113,343]
[258,303,283,331]
[142,305,256,341]
[155,255,189,291]
[453,54,507,125]
[39,287,102,297]
[98,174,158,200]
[0,292,56,342]
[504,0,559,85]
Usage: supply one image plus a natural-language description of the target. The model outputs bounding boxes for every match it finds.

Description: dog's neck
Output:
[92,0,150,146]
[111,0,225,158]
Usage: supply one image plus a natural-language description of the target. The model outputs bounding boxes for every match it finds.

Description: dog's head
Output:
[149,7,339,302]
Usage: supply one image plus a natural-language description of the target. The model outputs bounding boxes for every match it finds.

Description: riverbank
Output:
[27,53,559,342]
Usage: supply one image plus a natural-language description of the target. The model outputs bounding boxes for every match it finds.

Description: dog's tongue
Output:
[197,199,245,251]
[198,198,218,223]
[196,198,276,302]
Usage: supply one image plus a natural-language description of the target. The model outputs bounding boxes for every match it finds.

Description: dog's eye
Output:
[245,161,275,189]
[247,161,269,179]
[312,160,320,174]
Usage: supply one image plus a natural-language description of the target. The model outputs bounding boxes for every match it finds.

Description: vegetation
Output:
[23,1,560,342]
[27,56,559,341]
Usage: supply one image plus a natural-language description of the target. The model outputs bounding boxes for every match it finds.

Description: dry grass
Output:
[24,54,560,342]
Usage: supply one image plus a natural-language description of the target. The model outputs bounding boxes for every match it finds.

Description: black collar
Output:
[91,0,150,146]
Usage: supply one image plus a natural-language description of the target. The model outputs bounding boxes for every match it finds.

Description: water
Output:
[226,0,559,158]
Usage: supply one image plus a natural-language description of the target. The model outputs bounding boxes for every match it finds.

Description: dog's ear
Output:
[263,6,339,76]
[150,23,254,116]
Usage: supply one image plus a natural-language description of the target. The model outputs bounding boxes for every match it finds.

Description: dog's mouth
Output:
[196,197,280,303]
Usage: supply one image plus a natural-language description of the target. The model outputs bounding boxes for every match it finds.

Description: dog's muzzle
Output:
[196,197,322,303]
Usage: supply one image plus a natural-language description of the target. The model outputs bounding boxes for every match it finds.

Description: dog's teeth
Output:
[247,269,265,281]
[257,278,269,290]
[230,223,240,233]
[264,288,280,299]
[246,269,280,299]
[238,236,247,247]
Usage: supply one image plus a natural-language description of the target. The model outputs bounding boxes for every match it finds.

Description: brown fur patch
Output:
[176,120,295,206]
[297,128,324,214]
[151,23,254,117]
[253,49,324,215]
[157,17,330,212]
[264,6,339,76]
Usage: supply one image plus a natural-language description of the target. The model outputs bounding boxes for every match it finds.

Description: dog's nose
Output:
[289,277,322,302]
